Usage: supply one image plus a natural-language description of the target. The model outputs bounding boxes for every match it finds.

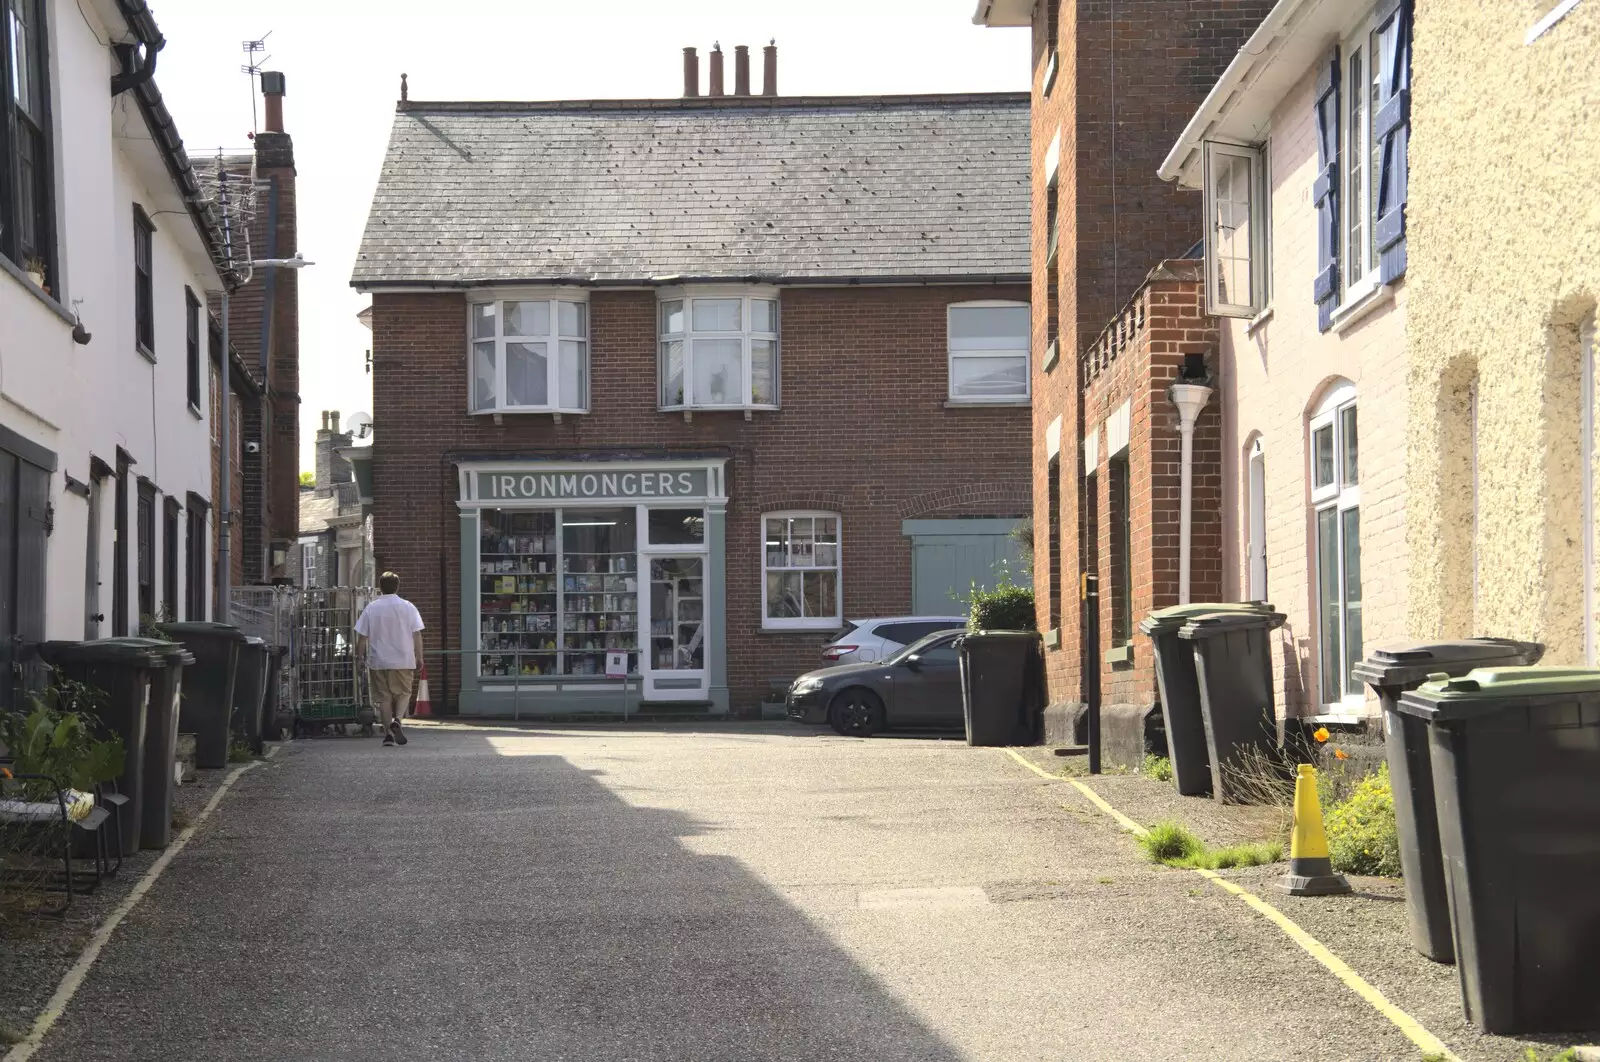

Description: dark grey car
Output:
[785,630,965,737]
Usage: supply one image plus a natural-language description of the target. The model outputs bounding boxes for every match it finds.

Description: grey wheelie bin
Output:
[1139,602,1278,797]
[1399,668,1600,1034]
[957,631,1045,747]
[260,645,289,742]
[1178,609,1287,804]
[233,636,269,755]
[132,639,194,850]
[1352,639,1544,964]
[36,638,167,855]
[162,622,247,769]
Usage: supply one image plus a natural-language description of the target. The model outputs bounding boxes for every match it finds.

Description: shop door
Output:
[0,449,49,711]
[906,519,1023,615]
[645,556,707,701]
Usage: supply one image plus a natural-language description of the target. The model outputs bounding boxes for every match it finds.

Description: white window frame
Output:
[1309,385,1362,713]
[299,537,318,588]
[1339,10,1392,308]
[1201,140,1268,318]
[947,300,1030,405]
[760,510,842,631]
[467,290,590,415]
[658,286,780,411]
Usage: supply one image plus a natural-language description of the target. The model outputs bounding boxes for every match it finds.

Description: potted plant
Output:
[0,687,125,818]
[23,255,46,291]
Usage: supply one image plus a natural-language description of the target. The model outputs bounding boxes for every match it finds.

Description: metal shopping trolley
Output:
[293,588,377,736]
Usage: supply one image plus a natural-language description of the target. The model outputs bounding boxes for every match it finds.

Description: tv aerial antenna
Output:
[242,31,272,135]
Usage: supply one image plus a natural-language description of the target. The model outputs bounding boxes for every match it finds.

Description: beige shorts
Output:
[369,668,415,708]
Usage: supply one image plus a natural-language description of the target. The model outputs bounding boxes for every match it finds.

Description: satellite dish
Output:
[347,412,374,440]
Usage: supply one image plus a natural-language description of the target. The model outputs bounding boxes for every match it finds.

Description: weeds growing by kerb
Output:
[1137,821,1283,871]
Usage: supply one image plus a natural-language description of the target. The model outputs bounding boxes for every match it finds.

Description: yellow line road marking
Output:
[999,747,1461,1062]
[3,749,276,1062]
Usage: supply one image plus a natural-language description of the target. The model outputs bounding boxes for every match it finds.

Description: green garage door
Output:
[903,519,1023,615]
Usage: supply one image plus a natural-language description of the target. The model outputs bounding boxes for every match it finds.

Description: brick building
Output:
[975,1,1272,755]
[351,52,1031,715]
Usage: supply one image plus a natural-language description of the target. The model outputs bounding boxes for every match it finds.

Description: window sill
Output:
[1042,627,1060,649]
[659,405,778,414]
[1331,282,1395,334]
[1245,305,1274,337]
[1104,643,1133,666]
[137,343,157,365]
[759,625,842,637]
[945,398,1030,409]
[188,403,203,421]
[473,408,588,419]
[1042,338,1059,373]
[0,257,74,326]
[1042,50,1058,97]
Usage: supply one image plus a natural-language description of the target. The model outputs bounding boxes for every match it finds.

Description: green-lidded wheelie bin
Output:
[957,631,1045,747]
[1399,667,1600,1034]
[233,636,269,755]
[130,639,194,850]
[1139,602,1278,797]
[1352,639,1544,964]
[35,638,167,855]
[1178,609,1287,804]
[162,622,247,770]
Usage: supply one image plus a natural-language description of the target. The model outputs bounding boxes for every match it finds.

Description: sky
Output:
[145,0,1032,472]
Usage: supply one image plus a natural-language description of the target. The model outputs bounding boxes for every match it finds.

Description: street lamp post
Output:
[217,253,313,622]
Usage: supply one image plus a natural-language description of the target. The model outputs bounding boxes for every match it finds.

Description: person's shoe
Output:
[390,719,408,746]
[382,733,395,747]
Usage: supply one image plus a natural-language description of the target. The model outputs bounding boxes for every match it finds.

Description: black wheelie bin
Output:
[162,622,247,769]
[133,639,194,849]
[36,638,167,855]
[1399,667,1600,1034]
[1352,639,1544,964]
[1178,609,1288,804]
[957,631,1045,746]
[1139,602,1278,797]
[233,636,269,755]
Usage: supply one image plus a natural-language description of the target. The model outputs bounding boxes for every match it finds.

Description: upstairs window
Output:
[185,288,201,410]
[1,0,53,290]
[470,297,589,414]
[134,207,155,356]
[659,291,779,410]
[1202,141,1268,318]
[948,302,1029,403]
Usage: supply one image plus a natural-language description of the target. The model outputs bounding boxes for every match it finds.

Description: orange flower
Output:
[1313,726,1330,744]
[1334,748,1350,761]
[0,766,11,780]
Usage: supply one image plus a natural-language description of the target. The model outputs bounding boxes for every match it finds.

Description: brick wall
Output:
[1082,264,1222,712]
[370,285,1031,711]
[1029,0,1271,713]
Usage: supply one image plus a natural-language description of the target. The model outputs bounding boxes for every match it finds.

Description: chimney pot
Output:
[762,41,778,97]
[734,45,750,96]
[681,47,699,97]
[330,411,340,434]
[260,71,286,133]
[709,43,724,97]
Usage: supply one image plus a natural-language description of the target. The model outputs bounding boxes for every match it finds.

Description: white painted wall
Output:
[0,0,223,642]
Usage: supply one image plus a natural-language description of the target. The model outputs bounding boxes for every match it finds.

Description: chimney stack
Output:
[682,47,699,97]
[734,45,750,95]
[762,41,777,97]
[260,70,286,132]
[708,42,724,97]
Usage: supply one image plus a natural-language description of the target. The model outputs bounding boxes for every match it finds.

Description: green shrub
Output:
[0,686,125,800]
[967,568,1036,631]
[1322,763,1402,877]
[1139,821,1204,865]
[1204,842,1284,869]
[1141,754,1174,782]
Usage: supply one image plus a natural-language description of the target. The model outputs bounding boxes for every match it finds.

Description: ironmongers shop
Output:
[456,458,729,715]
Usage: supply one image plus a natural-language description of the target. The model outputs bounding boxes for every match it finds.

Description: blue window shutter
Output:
[1375,0,1412,283]
[1313,48,1341,333]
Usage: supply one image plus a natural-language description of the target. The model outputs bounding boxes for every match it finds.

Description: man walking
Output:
[354,571,425,747]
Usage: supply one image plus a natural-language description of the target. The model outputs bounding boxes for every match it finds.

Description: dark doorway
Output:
[0,437,52,710]
[113,450,130,636]
[137,478,156,629]
[164,496,180,621]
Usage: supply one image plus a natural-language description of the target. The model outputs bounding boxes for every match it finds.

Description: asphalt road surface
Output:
[29,723,1437,1061]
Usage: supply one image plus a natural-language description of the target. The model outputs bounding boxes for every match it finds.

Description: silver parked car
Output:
[820,616,966,666]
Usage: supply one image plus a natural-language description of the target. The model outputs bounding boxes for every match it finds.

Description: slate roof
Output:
[351,94,1030,288]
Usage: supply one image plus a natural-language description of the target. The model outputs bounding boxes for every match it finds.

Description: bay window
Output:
[948,302,1029,403]
[762,512,840,630]
[1,0,53,290]
[1202,141,1267,317]
[659,289,779,410]
[470,296,589,414]
[1311,387,1362,709]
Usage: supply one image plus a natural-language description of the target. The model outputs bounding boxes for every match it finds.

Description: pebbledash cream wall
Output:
[1217,63,1409,720]
[1405,0,1600,663]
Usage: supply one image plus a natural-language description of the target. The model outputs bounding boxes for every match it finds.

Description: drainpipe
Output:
[1169,381,1214,605]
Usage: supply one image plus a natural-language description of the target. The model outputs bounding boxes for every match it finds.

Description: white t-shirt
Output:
[354,594,425,670]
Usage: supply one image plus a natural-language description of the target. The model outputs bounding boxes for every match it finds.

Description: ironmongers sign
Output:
[477,467,712,502]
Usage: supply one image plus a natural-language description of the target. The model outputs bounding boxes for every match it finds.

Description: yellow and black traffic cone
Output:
[1276,763,1352,896]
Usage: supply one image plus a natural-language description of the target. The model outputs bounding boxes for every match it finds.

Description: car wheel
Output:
[829,689,885,737]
